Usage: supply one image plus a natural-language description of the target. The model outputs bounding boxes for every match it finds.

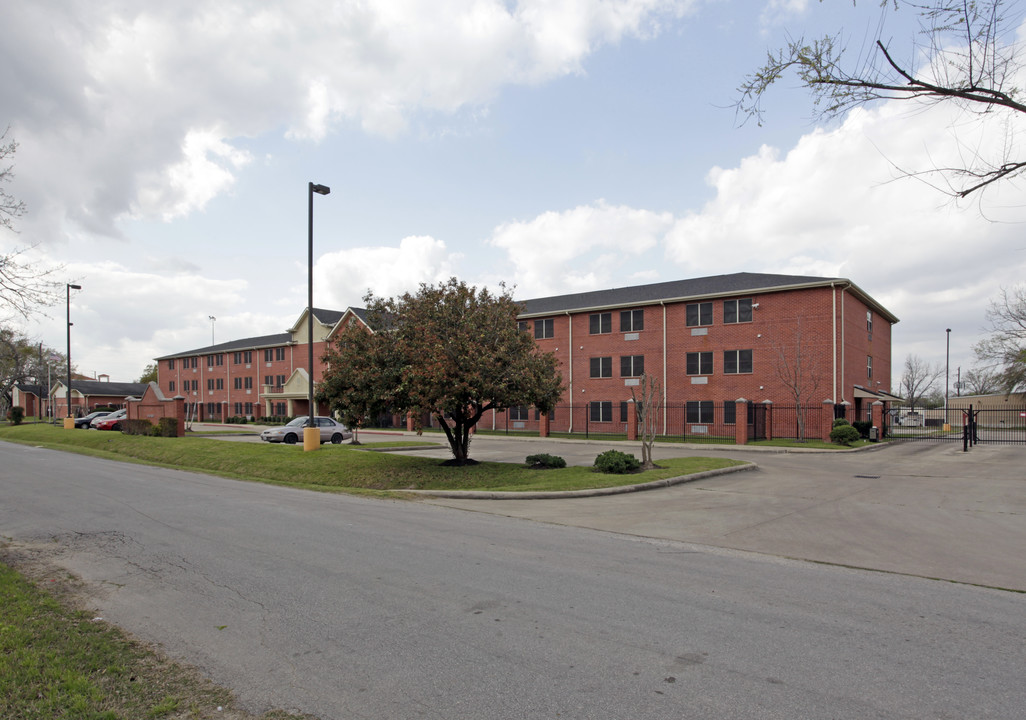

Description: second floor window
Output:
[723,349,753,374]
[620,355,644,377]
[686,351,713,376]
[590,357,612,378]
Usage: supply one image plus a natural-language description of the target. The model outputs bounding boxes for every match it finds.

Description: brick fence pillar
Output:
[871,400,884,439]
[626,400,638,441]
[762,400,773,441]
[406,412,415,432]
[735,398,748,445]
[822,400,835,442]
[539,412,550,438]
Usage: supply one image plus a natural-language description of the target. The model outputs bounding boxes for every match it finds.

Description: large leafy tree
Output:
[320,279,563,463]
[737,1,1026,199]
[1,326,64,417]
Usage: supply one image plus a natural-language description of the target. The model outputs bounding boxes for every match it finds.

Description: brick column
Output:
[871,400,884,440]
[822,400,835,442]
[539,412,550,438]
[735,398,748,445]
[626,400,638,441]
[406,412,415,432]
[173,395,186,437]
[762,400,773,441]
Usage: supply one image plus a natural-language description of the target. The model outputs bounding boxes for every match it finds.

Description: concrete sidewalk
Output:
[421,440,1026,592]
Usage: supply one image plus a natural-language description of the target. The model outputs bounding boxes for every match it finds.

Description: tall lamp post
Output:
[945,328,951,424]
[209,315,216,345]
[65,283,82,429]
[306,182,330,451]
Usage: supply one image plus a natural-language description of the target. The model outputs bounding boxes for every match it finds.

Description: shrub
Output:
[852,420,872,438]
[122,419,155,435]
[525,453,566,469]
[830,424,860,446]
[832,417,851,428]
[7,406,25,425]
[156,417,178,437]
[594,449,641,474]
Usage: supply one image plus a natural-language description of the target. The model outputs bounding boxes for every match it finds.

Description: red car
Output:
[94,409,127,431]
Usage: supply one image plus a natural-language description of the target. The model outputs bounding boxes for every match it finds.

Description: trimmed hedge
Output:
[594,449,641,474]
[830,424,860,446]
[6,406,25,425]
[525,453,567,469]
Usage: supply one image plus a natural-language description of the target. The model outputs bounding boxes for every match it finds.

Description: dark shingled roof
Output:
[61,380,149,397]
[155,332,292,360]
[517,271,897,322]
[517,272,835,314]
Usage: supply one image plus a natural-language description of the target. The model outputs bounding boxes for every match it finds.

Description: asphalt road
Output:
[2,439,1025,719]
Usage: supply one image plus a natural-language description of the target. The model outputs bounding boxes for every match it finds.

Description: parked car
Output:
[260,416,352,445]
[94,409,127,431]
[75,410,112,429]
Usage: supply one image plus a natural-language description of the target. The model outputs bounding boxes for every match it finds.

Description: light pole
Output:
[209,315,216,345]
[306,181,330,451]
[65,283,82,428]
[945,328,951,423]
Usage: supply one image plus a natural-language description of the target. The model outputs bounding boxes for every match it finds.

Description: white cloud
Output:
[3,0,694,247]
[489,200,675,297]
[314,235,462,309]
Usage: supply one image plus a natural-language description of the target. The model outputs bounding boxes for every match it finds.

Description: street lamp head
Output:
[68,283,82,290]
[310,183,331,195]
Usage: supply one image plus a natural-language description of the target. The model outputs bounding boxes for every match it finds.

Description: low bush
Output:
[594,449,641,474]
[832,417,851,428]
[122,419,155,436]
[830,424,860,446]
[525,453,566,469]
[156,417,178,437]
[7,406,25,425]
[852,420,872,438]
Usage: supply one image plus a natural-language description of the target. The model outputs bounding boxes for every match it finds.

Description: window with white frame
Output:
[867,356,873,380]
[589,400,613,422]
[534,318,554,339]
[620,355,644,377]
[686,302,712,327]
[686,400,714,423]
[620,309,643,332]
[590,357,612,378]
[723,298,753,324]
[723,349,753,374]
[589,312,612,334]
[509,405,529,421]
[686,351,712,375]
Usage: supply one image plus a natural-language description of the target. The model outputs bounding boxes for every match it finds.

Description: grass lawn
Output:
[0,424,747,494]
[0,555,314,720]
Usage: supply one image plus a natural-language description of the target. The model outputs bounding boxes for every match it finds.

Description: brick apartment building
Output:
[155,273,897,432]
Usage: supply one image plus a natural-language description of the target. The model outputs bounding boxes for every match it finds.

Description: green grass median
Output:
[0,424,746,494]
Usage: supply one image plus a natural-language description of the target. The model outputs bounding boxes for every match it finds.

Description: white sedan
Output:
[259,416,353,445]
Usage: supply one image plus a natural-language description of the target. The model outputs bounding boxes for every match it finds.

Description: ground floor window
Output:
[686,400,713,423]
[590,400,613,423]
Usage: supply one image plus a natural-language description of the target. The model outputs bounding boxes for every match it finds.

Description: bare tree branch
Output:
[736,0,1026,199]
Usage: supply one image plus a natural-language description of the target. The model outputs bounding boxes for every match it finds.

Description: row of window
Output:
[686,350,753,376]
[167,347,287,371]
[519,300,754,341]
[587,351,754,378]
[587,400,753,424]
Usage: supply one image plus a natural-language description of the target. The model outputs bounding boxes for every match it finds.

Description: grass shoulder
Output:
[0,425,745,493]
[0,551,315,720]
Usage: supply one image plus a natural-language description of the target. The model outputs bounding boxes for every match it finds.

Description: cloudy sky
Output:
[3,0,1024,389]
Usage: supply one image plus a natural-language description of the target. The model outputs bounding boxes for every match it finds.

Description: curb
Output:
[398,460,758,500]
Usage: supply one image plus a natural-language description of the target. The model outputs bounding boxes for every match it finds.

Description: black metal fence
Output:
[888,405,1026,445]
